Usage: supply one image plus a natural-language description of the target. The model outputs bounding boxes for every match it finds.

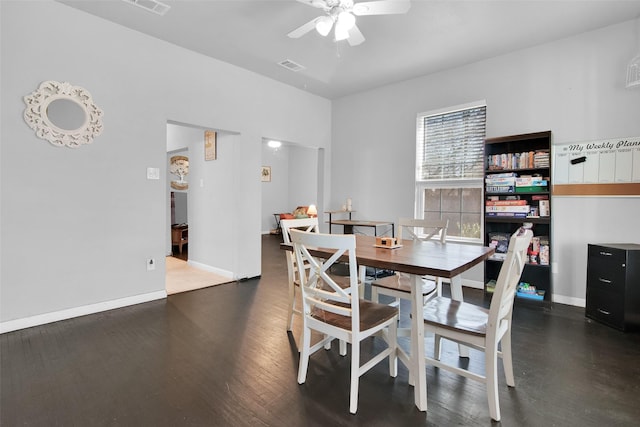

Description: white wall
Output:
[0,1,331,331]
[331,19,640,304]
[187,130,241,277]
[288,145,320,212]
[261,143,291,233]
[260,143,321,234]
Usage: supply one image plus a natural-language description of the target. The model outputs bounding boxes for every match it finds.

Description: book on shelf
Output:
[487,150,550,170]
[486,172,517,178]
[486,185,515,193]
[515,185,548,193]
[485,205,530,213]
[533,150,550,168]
[531,194,549,201]
[485,199,528,206]
[539,200,550,216]
[486,212,528,217]
[485,177,516,185]
[515,178,548,187]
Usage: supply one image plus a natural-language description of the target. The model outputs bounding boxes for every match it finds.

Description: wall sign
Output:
[205,130,217,161]
[553,136,640,196]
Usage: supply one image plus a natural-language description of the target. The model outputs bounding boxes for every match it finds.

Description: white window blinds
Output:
[417,105,486,181]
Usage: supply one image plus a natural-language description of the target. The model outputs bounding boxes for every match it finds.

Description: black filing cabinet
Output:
[586,243,640,331]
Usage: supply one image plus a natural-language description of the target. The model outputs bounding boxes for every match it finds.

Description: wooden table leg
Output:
[449,275,470,358]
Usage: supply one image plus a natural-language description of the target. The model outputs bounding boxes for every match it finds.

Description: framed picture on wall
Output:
[261,166,271,182]
[205,130,216,161]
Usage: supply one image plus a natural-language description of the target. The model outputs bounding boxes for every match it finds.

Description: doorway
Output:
[165,121,238,294]
[170,191,188,261]
[260,138,323,235]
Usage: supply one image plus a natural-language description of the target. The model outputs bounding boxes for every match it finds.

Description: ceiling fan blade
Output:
[287,17,321,38]
[347,24,365,46]
[295,0,329,10]
[352,0,411,16]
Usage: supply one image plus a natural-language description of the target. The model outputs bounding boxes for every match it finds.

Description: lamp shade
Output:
[334,12,355,41]
[337,11,355,30]
[307,204,318,217]
[315,16,334,37]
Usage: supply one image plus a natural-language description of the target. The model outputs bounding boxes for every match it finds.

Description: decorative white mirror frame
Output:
[23,81,104,148]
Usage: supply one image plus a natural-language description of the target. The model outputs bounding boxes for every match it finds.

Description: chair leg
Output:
[340,339,347,356]
[485,341,501,422]
[297,326,311,384]
[287,281,295,331]
[324,334,332,350]
[349,340,360,414]
[389,319,398,377]
[371,286,379,303]
[434,334,442,360]
[502,331,515,387]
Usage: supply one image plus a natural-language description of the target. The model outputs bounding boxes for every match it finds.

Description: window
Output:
[415,102,486,242]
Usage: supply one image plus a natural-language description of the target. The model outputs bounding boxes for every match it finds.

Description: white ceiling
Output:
[58,0,640,99]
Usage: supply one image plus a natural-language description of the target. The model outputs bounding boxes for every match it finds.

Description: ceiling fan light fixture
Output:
[315,16,334,37]
[334,26,350,41]
[334,11,355,41]
[337,11,356,31]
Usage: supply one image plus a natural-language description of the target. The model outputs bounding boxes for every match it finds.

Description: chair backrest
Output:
[398,218,448,244]
[280,217,320,244]
[290,229,360,325]
[488,228,533,335]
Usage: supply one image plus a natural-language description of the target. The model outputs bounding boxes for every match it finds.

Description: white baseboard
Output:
[462,279,484,290]
[187,260,234,279]
[0,290,167,334]
[552,294,586,307]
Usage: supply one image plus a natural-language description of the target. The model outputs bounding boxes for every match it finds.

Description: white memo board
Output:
[552,136,640,196]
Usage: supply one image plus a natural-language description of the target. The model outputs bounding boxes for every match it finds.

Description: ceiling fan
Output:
[288,0,411,46]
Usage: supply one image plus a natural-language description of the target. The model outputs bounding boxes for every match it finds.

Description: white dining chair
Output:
[281,217,364,333]
[371,218,449,313]
[422,227,532,421]
[280,217,320,332]
[290,229,398,414]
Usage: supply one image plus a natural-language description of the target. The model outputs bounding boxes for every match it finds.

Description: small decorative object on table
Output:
[374,236,401,249]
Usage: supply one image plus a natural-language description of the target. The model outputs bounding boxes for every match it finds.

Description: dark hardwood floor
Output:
[2,234,640,426]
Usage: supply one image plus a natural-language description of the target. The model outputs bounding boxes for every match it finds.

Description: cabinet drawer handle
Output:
[597,308,611,315]
[598,277,612,284]
[599,251,613,256]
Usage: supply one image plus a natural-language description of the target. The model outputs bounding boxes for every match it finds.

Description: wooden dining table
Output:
[281,234,494,412]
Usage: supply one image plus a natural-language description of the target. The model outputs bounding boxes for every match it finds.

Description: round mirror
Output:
[46,98,87,131]
[24,81,103,148]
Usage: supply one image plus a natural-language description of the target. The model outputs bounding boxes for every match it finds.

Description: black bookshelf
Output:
[484,131,552,302]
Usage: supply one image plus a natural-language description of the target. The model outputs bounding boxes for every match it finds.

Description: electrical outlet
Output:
[147,258,155,271]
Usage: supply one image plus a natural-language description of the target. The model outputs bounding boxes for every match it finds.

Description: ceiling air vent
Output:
[278,59,305,72]
[122,0,170,16]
